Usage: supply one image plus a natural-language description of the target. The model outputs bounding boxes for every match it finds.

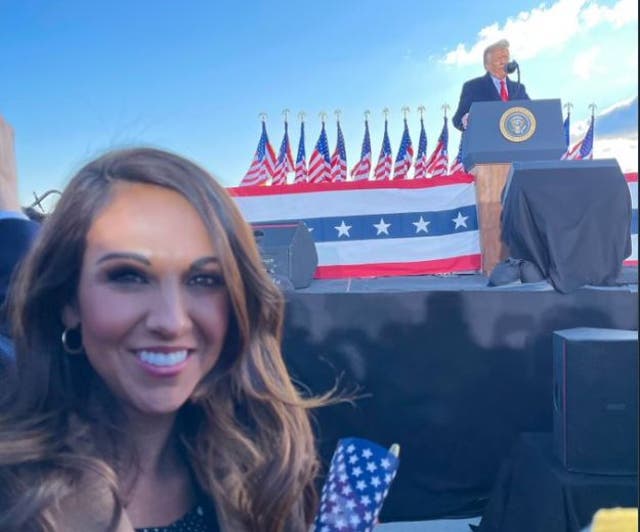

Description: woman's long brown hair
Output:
[0,148,327,531]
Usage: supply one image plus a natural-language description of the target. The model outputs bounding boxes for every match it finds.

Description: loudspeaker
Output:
[553,328,638,474]
[252,222,318,289]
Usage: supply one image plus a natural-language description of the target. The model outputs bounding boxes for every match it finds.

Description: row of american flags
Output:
[240,105,596,187]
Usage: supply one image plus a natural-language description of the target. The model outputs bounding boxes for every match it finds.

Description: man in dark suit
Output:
[452,39,530,131]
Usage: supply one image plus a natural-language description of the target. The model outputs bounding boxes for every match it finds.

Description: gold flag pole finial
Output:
[563,102,573,115]
[364,109,371,121]
[298,111,306,123]
[588,102,597,117]
[417,105,426,119]
[401,106,410,120]
[258,112,267,122]
[334,109,342,122]
[441,103,451,118]
[282,108,290,122]
[389,443,400,457]
[382,107,390,120]
[319,111,327,123]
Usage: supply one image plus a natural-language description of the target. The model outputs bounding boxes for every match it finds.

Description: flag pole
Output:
[441,104,450,119]
[298,111,305,123]
[282,108,290,123]
[417,105,425,120]
[364,109,370,122]
[382,107,389,121]
[563,102,573,117]
[319,111,327,123]
[588,102,597,118]
[401,106,410,120]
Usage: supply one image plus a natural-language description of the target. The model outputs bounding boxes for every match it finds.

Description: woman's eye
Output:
[189,273,224,288]
[106,268,147,284]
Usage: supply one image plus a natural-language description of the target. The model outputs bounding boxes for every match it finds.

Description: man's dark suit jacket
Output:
[0,218,39,306]
[452,72,530,131]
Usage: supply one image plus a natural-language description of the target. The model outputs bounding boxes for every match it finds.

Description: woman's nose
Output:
[145,281,191,337]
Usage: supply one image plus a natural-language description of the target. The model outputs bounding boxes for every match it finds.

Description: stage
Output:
[279,269,638,522]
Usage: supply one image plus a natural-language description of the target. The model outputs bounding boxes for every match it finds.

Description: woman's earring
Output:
[61,326,84,354]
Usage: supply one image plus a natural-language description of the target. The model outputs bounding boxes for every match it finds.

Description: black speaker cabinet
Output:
[252,222,318,289]
[553,328,638,474]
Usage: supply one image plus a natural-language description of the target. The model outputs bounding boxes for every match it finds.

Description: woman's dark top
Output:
[135,503,220,532]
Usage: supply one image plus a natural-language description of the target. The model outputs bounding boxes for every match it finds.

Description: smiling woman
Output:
[0,148,327,532]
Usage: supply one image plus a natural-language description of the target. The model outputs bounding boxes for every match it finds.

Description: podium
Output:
[461,98,566,274]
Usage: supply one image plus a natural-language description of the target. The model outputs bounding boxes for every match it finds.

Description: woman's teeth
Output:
[137,350,188,367]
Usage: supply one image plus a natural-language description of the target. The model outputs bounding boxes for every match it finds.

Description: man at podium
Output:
[452,39,530,131]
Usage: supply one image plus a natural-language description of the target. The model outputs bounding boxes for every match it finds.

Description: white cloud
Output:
[581,0,638,29]
[441,0,638,66]
[599,95,637,117]
[572,46,602,80]
[594,135,638,172]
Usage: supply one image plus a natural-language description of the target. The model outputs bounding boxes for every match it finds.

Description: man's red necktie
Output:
[500,79,509,102]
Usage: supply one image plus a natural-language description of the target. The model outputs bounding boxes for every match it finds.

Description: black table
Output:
[501,160,632,293]
[476,433,638,532]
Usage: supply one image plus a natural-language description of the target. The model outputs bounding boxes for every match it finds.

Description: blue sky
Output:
[1,0,637,206]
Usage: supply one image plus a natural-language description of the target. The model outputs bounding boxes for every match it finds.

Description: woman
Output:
[0,148,324,531]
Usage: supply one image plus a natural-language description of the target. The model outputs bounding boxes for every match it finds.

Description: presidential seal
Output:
[499,106,536,142]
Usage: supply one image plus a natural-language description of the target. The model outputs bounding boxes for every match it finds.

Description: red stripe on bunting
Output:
[314,254,481,279]
[229,171,475,197]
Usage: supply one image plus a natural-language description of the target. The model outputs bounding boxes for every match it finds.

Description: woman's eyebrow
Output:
[96,252,151,266]
[190,256,220,269]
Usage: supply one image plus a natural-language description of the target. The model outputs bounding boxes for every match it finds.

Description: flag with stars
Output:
[231,173,481,278]
[309,122,332,183]
[564,114,595,160]
[294,121,308,183]
[331,120,348,182]
[313,437,400,532]
[272,120,295,185]
[351,120,372,181]
[425,116,449,178]
[413,118,428,180]
[449,134,465,175]
[240,121,278,186]
[392,119,414,180]
[373,120,392,181]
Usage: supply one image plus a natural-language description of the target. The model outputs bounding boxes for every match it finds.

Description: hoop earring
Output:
[61,326,84,354]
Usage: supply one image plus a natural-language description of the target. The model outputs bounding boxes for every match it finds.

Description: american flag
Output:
[272,120,295,185]
[564,114,595,160]
[294,121,308,183]
[392,118,414,180]
[560,111,571,160]
[425,116,449,178]
[350,120,372,181]
[331,120,348,182]
[373,120,392,181]
[240,121,278,186]
[563,112,571,149]
[449,134,465,175]
[313,437,400,532]
[309,122,332,183]
[413,117,428,180]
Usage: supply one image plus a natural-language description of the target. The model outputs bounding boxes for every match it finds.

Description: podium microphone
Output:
[505,60,521,91]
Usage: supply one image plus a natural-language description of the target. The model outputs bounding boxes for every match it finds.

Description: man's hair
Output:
[483,39,510,67]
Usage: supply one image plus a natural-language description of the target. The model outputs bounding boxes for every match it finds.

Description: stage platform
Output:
[279,268,638,522]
